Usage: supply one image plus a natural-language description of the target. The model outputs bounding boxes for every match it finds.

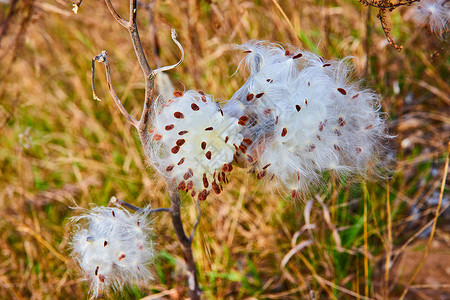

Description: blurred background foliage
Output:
[0,0,449,299]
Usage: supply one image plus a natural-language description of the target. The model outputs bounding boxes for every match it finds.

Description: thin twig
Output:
[189,198,201,242]
[153,29,185,75]
[110,196,172,214]
[104,0,128,27]
[91,51,139,127]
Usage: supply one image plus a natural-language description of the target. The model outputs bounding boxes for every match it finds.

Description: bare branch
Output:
[189,198,201,242]
[92,51,139,127]
[104,0,128,28]
[110,196,172,214]
[153,29,185,75]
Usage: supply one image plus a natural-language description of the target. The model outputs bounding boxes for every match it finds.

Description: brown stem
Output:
[169,188,201,300]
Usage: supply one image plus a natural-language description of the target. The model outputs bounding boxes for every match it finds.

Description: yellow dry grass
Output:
[0,0,449,299]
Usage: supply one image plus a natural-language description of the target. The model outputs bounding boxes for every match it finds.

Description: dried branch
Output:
[91,51,139,127]
[110,196,172,214]
[358,0,420,51]
[189,198,201,242]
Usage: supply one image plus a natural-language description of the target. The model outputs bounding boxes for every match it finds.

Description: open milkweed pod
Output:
[147,90,246,200]
[231,41,390,198]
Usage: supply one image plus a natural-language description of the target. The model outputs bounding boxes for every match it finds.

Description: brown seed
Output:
[334,144,341,151]
[338,117,346,126]
[95,266,99,276]
[247,155,254,162]
[263,108,272,115]
[365,124,373,130]
[316,135,321,141]
[293,53,302,59]
[104,241,108,247]
[174,112,184,119]
[178,130,188,135]
[243,138,253,145]
[296,105,301,112]
[186,180,193,190]
[201,141,206,150]
[243,50,252,53]
[356,147,362,154]
[266,79,273,83]
[176,139,185,146]
[178,181,186,190]
[255,92,264,98]
[206,151,212,159]
[191,103,200,111]
[270,174,275,181]
[239,115,249,124]
[257,170,267,180]
[99,274,105,283]
[173,91,183,97]
[297,171,301,181]
[224,136,229,143]
[239,145,247,154]
[165,124,174,131]
[191,190,196,197]
[177,157,185,165]
[275,116,279,125]
[291,189,298,199]
[285,50,291,56]
[198,189,209,201]
[222,164,228,172]
[220,109,224,116]
[203,173,209,188]
[153,134,163,141]
[307,144,316,152]
[352,93,360,100]
[246,93,254,101]
[112,211,115,217]
[212,181,221,194]
[171,146,180,154]
[166,164,175,172]
[228,163,233,172]
[198,90,205,95]
[308,82,311,86]
[201,95,207,102]
[334,129,342,136]
[263,163,271,169]
[281,127,288,137]
[305,99,308,105]
[319,121,325,132]
[205,127,213,131]
[323,63,331,67]
[118,254,126,261]
[337,88,347,95]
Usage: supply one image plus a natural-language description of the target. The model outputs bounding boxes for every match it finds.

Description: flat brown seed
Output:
[153,134,163,141]
[323,63,331,67]
[95,266,99,276]
[285,50,291,56]
[166,164,175,172]
[174,112,184,119]
[263,163,271,169]
[176,139,185,146]
[356,147,362,154]
[228,163,233,172]
[191,103,200,111]
[256,170,266,180]
[291,189,298,199]
[178,130,188,135]
[293,53,302,59]
[334,144,341,151]
[334,129,342,136]
[186,180,193,190]
[338,117,346,126]
[171,146,180,154]
[281,127,288,137]
[206,151,212,159]
[296,105,301,112]
[201,141,206,150]
[247,94,254,101]
[99,274,105,283]
[337,88,347,95]
[239,145,247,154]
[104,241,108,247]
[243,50,252,53]
[255,92,264,98]
[308,144,316,152]
[212,182,221,194]
[173,91,183,97]
[224,136,229,143]
[352,93,360,100]
[243,138,253,145]
[165,124,174,131]
[365,124,373,130]
[222,164,228,172]
[247,155,254,162]
[178,181,186,190]
[198,90,205,95]
[177,157,185,165]
[205,127,213,131]
[202,174,209,188]
[118,254,126,261]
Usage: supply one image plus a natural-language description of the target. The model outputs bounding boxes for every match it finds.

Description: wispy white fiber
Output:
[71,206,154,298]
[147,90,245,200]
[412,0,450,36]
[231,41,388,197]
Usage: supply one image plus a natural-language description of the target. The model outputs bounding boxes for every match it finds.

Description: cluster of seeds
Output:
[230,41,388,197]
[148,90,246,200]
[71,207,154,298]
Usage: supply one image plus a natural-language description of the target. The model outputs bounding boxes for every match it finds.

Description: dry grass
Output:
[0,0,449,299]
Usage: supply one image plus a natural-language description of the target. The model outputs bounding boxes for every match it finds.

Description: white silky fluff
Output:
[412,0,450,36]
[147,90,245,200]
[71,207,154,298]
[231,41,388,196]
